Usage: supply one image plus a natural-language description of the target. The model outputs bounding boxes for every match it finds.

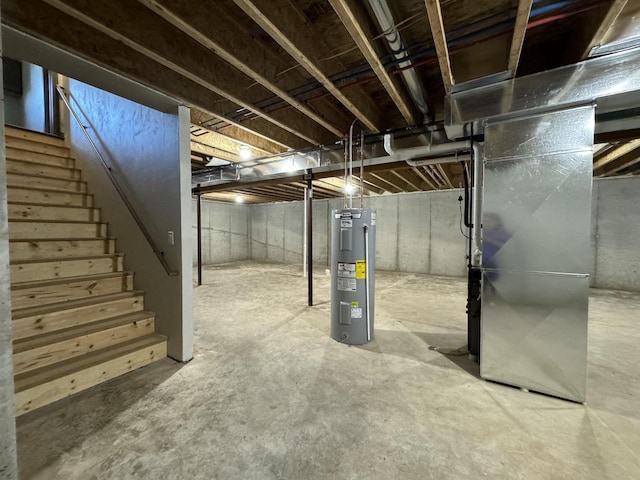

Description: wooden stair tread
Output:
[10,236,116,242]
[11,271,132,290]
[13,311,156,353]
[9,219,105,225]
[6,125,65,143]
[11,253,123,266]
[12,290,143,319]
[8,201,97,210]
[7,184,91,195]
[14,333,167,392]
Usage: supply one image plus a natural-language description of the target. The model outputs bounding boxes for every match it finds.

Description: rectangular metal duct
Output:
[445,47,640,139]
[480,106,595,403]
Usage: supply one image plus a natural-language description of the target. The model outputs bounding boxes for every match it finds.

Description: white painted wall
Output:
[0,10,19,476]
[64,79,193,362]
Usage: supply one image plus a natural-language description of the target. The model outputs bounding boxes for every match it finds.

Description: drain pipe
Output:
[367,0,432,122]
[470,142,483,267]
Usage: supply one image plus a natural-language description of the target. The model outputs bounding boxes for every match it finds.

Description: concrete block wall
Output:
[195,176,640,291]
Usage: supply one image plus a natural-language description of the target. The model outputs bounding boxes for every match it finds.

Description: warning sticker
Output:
[341,219,353,228]
[337,262,356,278]
[337,278,357,292]
[355,260,366,279]
[371,212,376,225]
[351,307,363,319]
[350,301,359,307]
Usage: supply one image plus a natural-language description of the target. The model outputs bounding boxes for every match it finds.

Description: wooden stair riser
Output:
[9,221,106,240]
[11,274,133,310]
[12,294,145,341]
[6,160,80,181]
[6,148,75,168]
[13,316,155,376]
[10,239,115,262]
[7,173,87,193]
[5,137,70,157]
[11,255,123,283]
[14,335,167,415]
[6,127,66,147]
[8,187,93,207]
[8,204,100,223]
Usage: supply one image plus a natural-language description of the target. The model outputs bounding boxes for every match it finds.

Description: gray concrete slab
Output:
[250,205,267,261]
[369,195,399,271]
[15,263,640,479]
[398,193,431,274]
[593,177,640,291]
[429,191,467,277]
[266,204,285,263]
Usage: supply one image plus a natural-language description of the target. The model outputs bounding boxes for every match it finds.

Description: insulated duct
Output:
[367,0,432,122]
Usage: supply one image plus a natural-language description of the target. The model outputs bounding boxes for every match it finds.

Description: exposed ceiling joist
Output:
[137,0,346,138]
[190,126,270,160]
[43,0,332,146]
[425,0,454,92]
[599,145,640,176]
[3,0,309,150]
[328,0,417,125]
[411,166,437,190]
[368,172,404,192]
[232,0,383,132]
[190,111,284,155]
[507,0,533,76]
[582,0,629,59]
[436,164,454,189]
[593,139,640,170]
[394,169,425,191]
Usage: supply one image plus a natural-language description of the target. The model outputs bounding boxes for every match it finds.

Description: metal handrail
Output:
[56,85,179,276]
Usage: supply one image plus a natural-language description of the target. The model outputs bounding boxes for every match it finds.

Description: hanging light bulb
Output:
[239,145,251,160]
[344,182,355,195]
[235,195,244,203]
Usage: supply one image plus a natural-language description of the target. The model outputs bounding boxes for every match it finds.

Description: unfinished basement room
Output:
[1,0,639,478]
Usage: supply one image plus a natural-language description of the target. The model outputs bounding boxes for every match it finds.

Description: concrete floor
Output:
[16,262,640,479]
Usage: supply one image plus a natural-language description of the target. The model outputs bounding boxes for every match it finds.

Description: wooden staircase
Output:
[5,125,167,416]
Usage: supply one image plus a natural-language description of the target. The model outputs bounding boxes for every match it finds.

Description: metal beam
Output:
[507,0,533,76]
[43,0,333,146]
[328,0,416,125]
[233,0,383,132]
[3,0,310,150]
[582,0,628,59]
[138,0,346,138]
[425,0,454,92]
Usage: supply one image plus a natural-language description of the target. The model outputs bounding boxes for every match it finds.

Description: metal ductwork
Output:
[367,0,432,122]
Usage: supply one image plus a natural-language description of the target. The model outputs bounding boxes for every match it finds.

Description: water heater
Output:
[330,208,376,345]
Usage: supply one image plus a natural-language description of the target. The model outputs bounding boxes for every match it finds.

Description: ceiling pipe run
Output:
[383,133,471,165]
[367,0,432,122]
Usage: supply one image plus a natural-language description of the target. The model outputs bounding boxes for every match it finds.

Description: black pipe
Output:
[197,186,202,286]
[306,176,313,306]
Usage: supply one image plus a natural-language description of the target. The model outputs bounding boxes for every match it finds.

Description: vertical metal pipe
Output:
[471,143,484,267]
[364,225,371,341]
[196,187,203,286]
[306,177,313,306]
[303,186,308,278]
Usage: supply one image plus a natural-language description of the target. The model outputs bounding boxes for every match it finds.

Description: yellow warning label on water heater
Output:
[355,260,366,279]
[351,301,359,307]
